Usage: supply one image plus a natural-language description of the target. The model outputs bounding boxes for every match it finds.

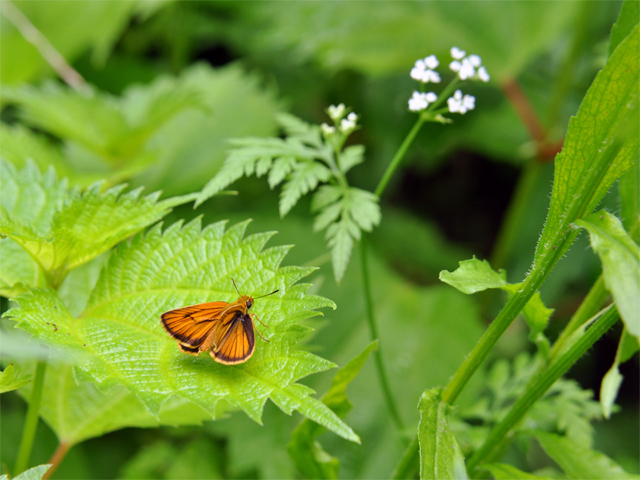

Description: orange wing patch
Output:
[211,312,256,365]
[161,301,229,348]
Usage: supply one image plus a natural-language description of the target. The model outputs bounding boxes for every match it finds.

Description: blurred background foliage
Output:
[1,1,637,478]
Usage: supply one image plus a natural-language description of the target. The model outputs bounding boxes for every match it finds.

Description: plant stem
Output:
[374,117,425,197]
[42,441,72,480]
[14,360,47,475]
[391,433,420,480]
[467,305,619,473]
[360,238,405,431]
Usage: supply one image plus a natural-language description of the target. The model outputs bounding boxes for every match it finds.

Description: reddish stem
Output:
[42,442,72,480]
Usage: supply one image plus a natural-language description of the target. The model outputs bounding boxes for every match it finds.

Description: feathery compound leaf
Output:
[280,162,332,217]
[0,159,196,287]
[6,219,359,442]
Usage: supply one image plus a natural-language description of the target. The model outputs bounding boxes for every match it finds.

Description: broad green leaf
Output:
[0,464,51,480]
[0,238,44,298]
[0,159,196,287]
[418,388,467,480]
[575,211,640,339]
[6,218,358,442]
[533,25,639,272]
[609,0,639,56]
[482,463,552,480]
[0,363,31,393]
[600,329,640,419]
[287,340,377,479]
[439,257,507,294]
[533,431,637,480]
[16,362,214,445]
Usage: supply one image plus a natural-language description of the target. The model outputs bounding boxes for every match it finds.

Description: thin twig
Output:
[2,1,91,93]
[42,441,72,480]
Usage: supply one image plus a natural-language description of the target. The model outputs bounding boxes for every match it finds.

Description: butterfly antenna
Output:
[231,278,241,295]
[254,289,279,299]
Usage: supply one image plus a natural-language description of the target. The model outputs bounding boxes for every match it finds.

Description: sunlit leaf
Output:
[0,363,31,394]
[439,257,507,294]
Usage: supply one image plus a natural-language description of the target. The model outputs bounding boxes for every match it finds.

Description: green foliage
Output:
[287,340,377,479]
[197,112,381,282]
[609,0,639,56]
[0,160,196,288]
[576,211,640,340]
[439,257,507,294]
[418,388,467,480]
[0,364,32,394]
[0,464,50,480]
[482,464,552,480]
[533,431,638,480]
[600,329,640,419]
[6,217,358,443]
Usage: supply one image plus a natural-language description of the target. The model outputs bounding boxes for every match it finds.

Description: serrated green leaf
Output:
[533,25,639,271]
[6,219,358,442]
[279,162,332,217]
[311,185,343,212]
[575,211,640,339]
[326,218,356,283]
[268,156,297,189]
[600,329,640,419]
[0,238,45,297]
[418,388,467,480]
[0,159,196,287]
[287,340,377,479]
[439,257,507,295]
[533,431,637,479]
[0,363,32,393]
[0,464,51,480]
[339,145,365,174]
[276,112,323,148]
[609,0,639,56]
[347,188,380,232]
[482,463,552,480]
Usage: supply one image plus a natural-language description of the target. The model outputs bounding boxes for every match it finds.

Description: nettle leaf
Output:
[287,340,377,479]
[0,464,51,480]
[0,363,32,393]
[439,257,507,294]
[600,329,640,419]
[533,431,636,480]
[575,211,640,340]
[0,159,196,287]
[6,218,359,442]
[418,388,467,480]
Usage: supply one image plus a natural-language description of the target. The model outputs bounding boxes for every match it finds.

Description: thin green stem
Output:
[360,238,405,431]
[467,305,619,473]
[14,360,47,475]
[375,117,425,197]
[391,433,420,480]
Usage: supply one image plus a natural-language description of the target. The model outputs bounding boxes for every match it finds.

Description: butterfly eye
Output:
[246,299,252,309]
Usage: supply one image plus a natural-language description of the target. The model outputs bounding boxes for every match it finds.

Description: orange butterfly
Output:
[161,280,278,365]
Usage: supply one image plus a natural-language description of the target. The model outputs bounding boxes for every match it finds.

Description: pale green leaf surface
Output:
[534,26,639,270]
[287,340,377,479]
[418,388,467,480]
[534,431,637,480]
[0,464,51,480]
[609,0,639,56]
[0,363,31,393]
[280,162,332,217]
[576,211,640,339]
[339,145,365,174]
[483,463,552,480]
[619,160,639,242]
[439,257,507,294]
[6,219,358,442]
[0,238,44,297]
[600,329,640,419]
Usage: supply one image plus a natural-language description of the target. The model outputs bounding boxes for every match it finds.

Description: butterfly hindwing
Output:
[211,312,256,365]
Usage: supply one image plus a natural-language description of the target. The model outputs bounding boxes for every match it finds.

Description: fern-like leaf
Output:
[6,218,359,442]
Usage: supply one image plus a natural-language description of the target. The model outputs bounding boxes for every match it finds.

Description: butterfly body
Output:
[161,294,259,365]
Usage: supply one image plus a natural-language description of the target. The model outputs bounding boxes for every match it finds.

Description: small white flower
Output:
[422,69,441,83]
[340,118,356,132]
[425,92,438,103]
[424,54,439,69]
[449,60,462,73]
[468,54,482,67]
[410,59,427,80]
[408,91,429,112]
[346,112,358,122]
[327,104,346,121]
[447,90,475,114]
[459,58,476,80]
[451,47,466,60]
[321,123,336,135]
[477,66,490,82]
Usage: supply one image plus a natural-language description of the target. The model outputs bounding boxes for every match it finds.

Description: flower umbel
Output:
[449,47,490,83]
[410,56,441,84]
[447,89,475,114]
[408,91,438,112]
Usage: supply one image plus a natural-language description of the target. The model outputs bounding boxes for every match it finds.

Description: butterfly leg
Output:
[252,313,270,328]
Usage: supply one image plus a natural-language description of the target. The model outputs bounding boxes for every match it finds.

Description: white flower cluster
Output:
[322,104,358,135]
[449,47,490,82]
[408,91,438,112]
[447,90,475,114]
[410,55,441,84]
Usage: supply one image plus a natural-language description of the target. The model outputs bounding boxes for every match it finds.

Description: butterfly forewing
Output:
[161,301,229,347]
